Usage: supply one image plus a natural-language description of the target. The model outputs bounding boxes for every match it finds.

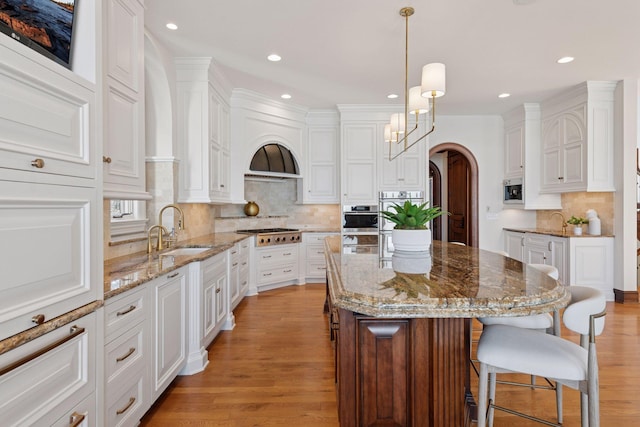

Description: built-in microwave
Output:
[503,178,524,204]
[342,205,378,232]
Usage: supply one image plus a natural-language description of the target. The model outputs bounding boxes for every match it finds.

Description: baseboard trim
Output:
[613,289,639,304]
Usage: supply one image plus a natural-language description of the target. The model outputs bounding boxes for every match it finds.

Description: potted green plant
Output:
[381,201,447,251]
[567,215,589,235]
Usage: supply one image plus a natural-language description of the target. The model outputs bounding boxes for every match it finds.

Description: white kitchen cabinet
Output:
[379,118,427,192]
[0,311,99,427]
[104,287,149,426]
[504,230,524,262]
[502,104,560,209]
[103,0,150,200]
[176,59,232,204]
[341,123,378,205]
[303,232,338,282]
[150,267,188,401]
[0,181,101,342]
[302,120,340,204]
[255,244,300,291]
[523,233,568,284]
[540,81,616,193]
[229,239,251,311]
[569,237,614,300]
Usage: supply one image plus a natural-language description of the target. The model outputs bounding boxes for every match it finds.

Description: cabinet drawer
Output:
[105,287,147,339]
[106,368,146,427]
[105,321,145,384]
[257,263,298,285]
[306,260,328,278]
[51,391,96,427]
[0,58,95,181]
[256,245,298,266]
[306,244,326,261]
[524,233,550,247]
[303,233,333,244]
[0,311,97,426]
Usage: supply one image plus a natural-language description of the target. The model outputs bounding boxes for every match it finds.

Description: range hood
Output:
[246,143,301,179]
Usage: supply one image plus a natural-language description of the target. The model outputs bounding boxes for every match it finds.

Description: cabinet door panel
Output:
[0,64,94,181]
[104,86,141,182]
[358,319,409,427]
[106,0,141,92]
[345,163,376,202]
[563,143,584,184]
[0,182,98,341]
[152,272,187,399]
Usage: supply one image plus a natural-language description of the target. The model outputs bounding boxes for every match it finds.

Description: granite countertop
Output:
[104,232,250,299]
[325,236,570,318]
[503,227,614,238]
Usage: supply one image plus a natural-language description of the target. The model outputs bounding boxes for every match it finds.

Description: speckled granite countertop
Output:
[0,301,103,356]
[325,236,570,318]
[503,227,614,238]
[104,232,250,299]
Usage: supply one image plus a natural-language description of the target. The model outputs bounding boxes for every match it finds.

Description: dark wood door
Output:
[447,151,470,245]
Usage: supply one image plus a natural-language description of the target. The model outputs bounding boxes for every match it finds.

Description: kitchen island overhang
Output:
[323,236,570,427]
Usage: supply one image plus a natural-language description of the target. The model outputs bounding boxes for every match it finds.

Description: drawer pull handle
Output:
[232,262,238,267]
[167,272,180,278]
[116,397,136,415]
[231,250,237,254]
[264,273,272,276]
[216,288,221,294]
[116,305,136,316]
[31,158,45,168]
[31,314,45,325]
[548,242,552,251]
[284,269,292,273]
[263,255,272,259]
[103,156,112,163]
[318,266,327,270]
[283,252,292,256]
[241,262,247,266]
[0,325,85,376]
[317,251,324,255]
[116,347,136,362]
[69,411,86,427]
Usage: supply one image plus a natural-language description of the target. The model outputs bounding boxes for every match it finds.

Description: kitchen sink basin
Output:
[162,247,211,256]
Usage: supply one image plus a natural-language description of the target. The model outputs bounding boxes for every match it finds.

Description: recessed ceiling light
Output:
[281,94,291,99]
[498,93,511,98]
[166,22,178,30]
[387,94,399,99]
[557,56,575,64]
[267,54,282,62]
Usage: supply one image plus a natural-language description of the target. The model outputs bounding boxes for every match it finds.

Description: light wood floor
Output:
[140,283,640,426]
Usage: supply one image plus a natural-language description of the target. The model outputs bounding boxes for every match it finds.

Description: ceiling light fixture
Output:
[387,94,399,99]
[498,93,511,98]
[386,7,446,161]
[281,94,291,99]
[267,54,282,62]
[557,56,574,64]
[166,22,178,30]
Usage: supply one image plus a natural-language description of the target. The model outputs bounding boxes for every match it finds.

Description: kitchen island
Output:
[324,236,570,427]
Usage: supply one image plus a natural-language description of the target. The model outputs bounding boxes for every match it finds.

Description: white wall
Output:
[429,115,536,252]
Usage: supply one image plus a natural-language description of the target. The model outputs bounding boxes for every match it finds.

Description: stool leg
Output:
[581,392,588,427]
[556,381,563,424]
[488,372,497,427]
[478,363,488,427]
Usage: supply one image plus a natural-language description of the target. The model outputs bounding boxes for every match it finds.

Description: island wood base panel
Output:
[336,308,473,427]
[613,289,639,304]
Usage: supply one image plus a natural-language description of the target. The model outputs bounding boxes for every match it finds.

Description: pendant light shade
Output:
[421,63,446,98]
[409,85,430,114]
[384,124,394,142]
[390,113,406,135]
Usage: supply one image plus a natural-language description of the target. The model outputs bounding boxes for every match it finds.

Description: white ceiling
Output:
[145,0,640,115]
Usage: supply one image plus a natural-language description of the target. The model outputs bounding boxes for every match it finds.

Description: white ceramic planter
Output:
[573,225,583,236]
[392,229,432,252]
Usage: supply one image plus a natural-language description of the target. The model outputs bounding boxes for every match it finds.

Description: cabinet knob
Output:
[220,184,225,188]
[30,158,45,168]
[558,176,564,180]
[103,156,112,164]
[31,314,45,324]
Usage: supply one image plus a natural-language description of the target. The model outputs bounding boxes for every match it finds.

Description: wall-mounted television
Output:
[0,0,77,68]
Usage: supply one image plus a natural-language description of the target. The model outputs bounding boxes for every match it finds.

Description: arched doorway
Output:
[429,143,479,248]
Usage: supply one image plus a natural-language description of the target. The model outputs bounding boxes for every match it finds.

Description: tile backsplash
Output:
[537,192,614,234]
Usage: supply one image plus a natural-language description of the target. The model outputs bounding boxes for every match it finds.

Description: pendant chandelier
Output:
[386,7,446,161]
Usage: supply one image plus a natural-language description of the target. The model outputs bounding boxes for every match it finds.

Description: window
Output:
[110,200,148,242]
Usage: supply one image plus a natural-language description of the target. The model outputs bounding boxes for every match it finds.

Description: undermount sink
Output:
[162,247,211,256]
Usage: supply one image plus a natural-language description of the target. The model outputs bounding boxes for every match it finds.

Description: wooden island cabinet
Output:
[324,237,569,427]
